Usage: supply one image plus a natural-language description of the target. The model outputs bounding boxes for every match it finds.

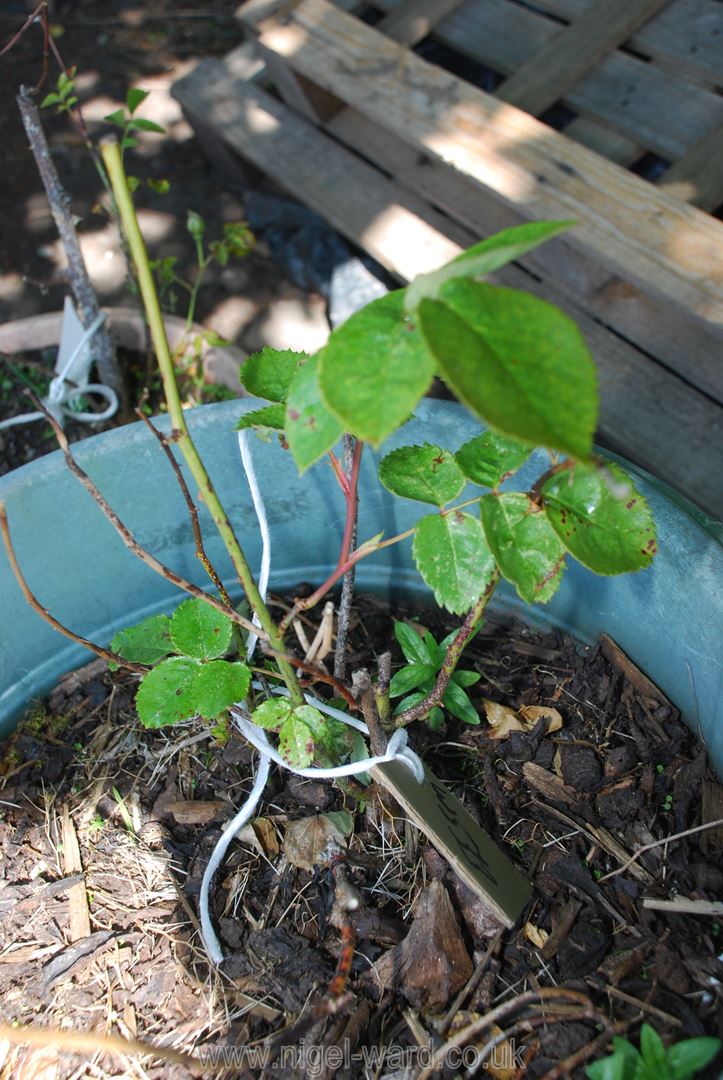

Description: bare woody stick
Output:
[0,503,147,674]
[24,392,265,641]
[16,86,123,402]
[135,408,233,609]
[334,433,358,682]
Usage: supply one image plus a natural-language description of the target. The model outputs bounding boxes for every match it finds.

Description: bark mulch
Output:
[1,596,721,1079]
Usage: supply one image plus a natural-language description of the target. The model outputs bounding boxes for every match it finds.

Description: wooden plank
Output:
[378,0,468,46]
[658,122,723,212]
[531,0,723,88]
[496,0,671,117]
[246,0,723,330]
[173,58,722,514]
[173,59,464,280]
[352,0,723,161]
[326,106,723,403]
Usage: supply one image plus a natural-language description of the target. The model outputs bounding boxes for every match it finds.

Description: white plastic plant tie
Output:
[237,429,270,660]
[199,734,271,966]
[199,698,424,965]
[0,299,118,431]
[232,707,424,783]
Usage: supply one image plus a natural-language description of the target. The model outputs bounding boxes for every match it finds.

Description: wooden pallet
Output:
[172,0,723,517]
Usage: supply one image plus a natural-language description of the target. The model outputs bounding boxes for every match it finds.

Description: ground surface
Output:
[1,597,722,1079]
[0,0,330,471]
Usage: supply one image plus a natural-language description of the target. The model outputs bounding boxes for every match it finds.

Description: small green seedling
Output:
[104,87,166,157]
[40,66,79,115]
[586,1024,720,1080]
[390,620,481,730]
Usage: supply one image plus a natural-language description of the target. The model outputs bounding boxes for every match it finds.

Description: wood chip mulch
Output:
[1,597,721,1079]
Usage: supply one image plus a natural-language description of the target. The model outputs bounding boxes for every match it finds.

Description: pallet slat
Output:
[173,56,723,516]
[325,105,722,404]
[535,0,723,87]
[174,60,464,278]
[495,0,671,117]
[362,0,723,163]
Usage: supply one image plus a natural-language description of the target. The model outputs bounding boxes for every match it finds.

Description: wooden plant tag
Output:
[371,759,531,928]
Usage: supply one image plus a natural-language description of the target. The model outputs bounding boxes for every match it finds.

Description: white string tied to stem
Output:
[198,428,424,966]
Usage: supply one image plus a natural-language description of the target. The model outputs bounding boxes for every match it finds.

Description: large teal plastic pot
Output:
[1,400,721,778]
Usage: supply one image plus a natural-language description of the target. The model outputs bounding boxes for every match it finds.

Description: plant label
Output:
[371,759,531,927]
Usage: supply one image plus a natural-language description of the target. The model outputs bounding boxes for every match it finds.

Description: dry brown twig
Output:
[415,987,598,1080]
[19,392,265,641]
[0,1021,207,1074]
[0,502,148,674]
[598,816,723,882]
[135,408,233,607]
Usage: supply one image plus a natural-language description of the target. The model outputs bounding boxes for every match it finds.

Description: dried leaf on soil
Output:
[283,812,352,871]
[484,699,563,739]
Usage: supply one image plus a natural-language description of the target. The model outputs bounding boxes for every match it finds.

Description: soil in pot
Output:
[1,595,721,1079]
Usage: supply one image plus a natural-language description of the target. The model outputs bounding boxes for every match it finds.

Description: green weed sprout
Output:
[586,1023,720,1080]
[390,621,481,730]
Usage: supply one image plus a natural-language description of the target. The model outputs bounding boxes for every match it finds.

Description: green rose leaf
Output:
[279,714,315,769]
[428,706,445,731]
[126,87,150,114]
[319,290,436,446]
[285,353,343,472]
[542,462,658,574]
[104,109,126,129]
[132,117,166,134]
[235,403,286,432]
[442,681,480,725]
[412,511,497,615]
[287,704,333,750]
[240,347,307,402]
[170,597,234,660]
[394,621,433,665]
[252,697,294,731]
[192,661,251,718]
[136,656,203,728]
[418,280,597,459]
[379,443,465,506]
[405,220,573,310]
[481,492,566,603]
[455,431,533,488]
[389,664,436,698]
[110,613,173,669]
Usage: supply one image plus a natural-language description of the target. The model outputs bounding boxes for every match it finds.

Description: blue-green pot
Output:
[1,400,721,779]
